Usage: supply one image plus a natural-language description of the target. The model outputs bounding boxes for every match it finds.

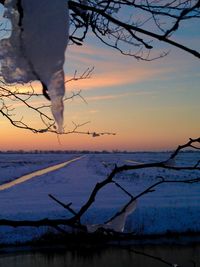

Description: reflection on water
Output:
[0,156,83,191]
[0,245,200,267]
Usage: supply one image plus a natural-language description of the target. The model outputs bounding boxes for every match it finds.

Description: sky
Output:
[0,4,199,151]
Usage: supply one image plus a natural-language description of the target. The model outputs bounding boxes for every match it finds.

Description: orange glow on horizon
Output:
[0,117,199,151]
[0,40,199,151]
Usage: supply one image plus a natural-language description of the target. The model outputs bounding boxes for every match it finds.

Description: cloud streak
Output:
[86,90,156,102]
[66,44,175,91]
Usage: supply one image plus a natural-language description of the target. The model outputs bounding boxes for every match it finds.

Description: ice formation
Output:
[87,200,137,233]
[0,0,69,132]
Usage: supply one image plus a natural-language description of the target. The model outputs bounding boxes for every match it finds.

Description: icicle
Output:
[105,200,137,232]
[0,0,69,133]
[86,200,137,233]
[48,70,65,133]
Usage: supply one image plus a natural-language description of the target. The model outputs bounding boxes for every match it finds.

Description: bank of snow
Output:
[0,152,199,244]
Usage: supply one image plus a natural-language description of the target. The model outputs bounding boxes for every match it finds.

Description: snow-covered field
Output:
[0,153,77,184]
[0,152,199,244]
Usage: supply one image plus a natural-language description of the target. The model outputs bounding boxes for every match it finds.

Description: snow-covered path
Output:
[0,156,84,191]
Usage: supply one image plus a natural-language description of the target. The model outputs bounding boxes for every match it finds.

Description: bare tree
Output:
[69,0,200,59]
[0,137,199,235]
[0,67,115,136]
[0,0,199,134]
[0,4,199,264]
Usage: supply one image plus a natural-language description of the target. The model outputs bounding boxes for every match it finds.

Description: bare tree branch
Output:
[68,0,200,59]
[129,247,178,267]
[1,1,200,134]
[0,68,115,136]
[168,137,200,160]
[0,137,199,238]
[48,194,77,216]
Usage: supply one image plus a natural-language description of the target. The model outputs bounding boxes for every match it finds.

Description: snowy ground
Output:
[0,152,199,244]
[0,153,77,184]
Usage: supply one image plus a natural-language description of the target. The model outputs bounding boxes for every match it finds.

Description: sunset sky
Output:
[0,7,199,151]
